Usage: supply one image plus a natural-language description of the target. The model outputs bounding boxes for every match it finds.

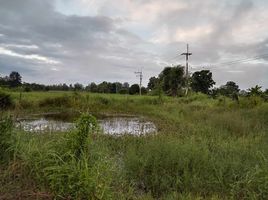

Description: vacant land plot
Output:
[1,91,268,199]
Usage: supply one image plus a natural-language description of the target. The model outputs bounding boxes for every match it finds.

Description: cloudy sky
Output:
[0,0,268,89]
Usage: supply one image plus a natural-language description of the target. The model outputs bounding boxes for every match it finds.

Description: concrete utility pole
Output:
[181,44,192,96]
[135,69,143,96]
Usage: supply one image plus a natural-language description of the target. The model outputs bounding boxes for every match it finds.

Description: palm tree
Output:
[248,85,262,96]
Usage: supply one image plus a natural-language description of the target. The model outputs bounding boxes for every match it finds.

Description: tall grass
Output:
[1,91,268,199]
[11,114,123,199]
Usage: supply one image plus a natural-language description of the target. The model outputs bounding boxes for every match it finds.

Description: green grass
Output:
[1,91,268,199]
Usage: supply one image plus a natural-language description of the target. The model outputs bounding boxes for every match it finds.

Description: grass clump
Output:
[0,116,14,163]
[0,91,14,110]
[12,114,119,199]
[38,95,72,108]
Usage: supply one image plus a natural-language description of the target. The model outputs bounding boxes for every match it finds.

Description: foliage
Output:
[248,85,263,96]
[1,91,268,199]
[218,81,239,96]
[0,71,22,88]
[213,81,240,101]
[8,71,22,88]
[191,70,215,94]
[74,82,84,91]
[159,65,185,96]
[147,76,159,90]
[72,114,99,158]
[0,116,14,163]
[38,95,72,107]
[129,84,140,95]
[0,91,14,110]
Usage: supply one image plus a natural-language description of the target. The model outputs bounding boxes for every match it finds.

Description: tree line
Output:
[0,72,147,95]
[147,65,268,99]
[1,68,268,99]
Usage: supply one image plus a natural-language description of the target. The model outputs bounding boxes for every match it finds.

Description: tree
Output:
[0,76,9,87]
[218,81,240,97]
[98,82,109,93]
[141,87,147,95]
[74,83,83,91]
[119,82,129,94]
[123,82,129,89]
[159,65,184,96]
[248,85,262,96]
[86,82,98,93]
[9,71,22,87]
[191,70,215,94]
[129,84,140,95]
[62,83,69,91]
[225,81,239,94]
[147,76,159,90]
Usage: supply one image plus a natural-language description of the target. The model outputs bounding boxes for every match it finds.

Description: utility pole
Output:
[181,44,192,96]
[135,69,143,96]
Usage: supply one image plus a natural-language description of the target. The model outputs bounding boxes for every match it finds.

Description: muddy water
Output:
[16,116,157,135]
[16,118,73,133]
[100,117,157,135]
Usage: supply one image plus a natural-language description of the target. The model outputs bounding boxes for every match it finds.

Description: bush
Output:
[123,134,266,198]
[71,114,99,158]
[0,91,13,110]
[0,116,14,163]
[95,96,111,105]
[239,96,264,108]
[38,95,71,107]
[22,114,117,199]
[119,88,129,94]
[16,99,33,109]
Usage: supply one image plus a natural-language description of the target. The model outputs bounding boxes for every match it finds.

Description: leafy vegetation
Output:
[191,70,215,94]
[0,91,268,199]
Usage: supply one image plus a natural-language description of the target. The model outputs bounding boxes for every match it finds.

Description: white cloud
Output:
[0,47,60,64]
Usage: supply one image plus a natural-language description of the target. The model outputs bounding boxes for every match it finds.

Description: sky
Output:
[0,0,268,89]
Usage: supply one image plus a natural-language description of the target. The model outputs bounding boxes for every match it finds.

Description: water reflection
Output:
[100,117,157,135]
[16,117,157,135]
[16,118,73,133]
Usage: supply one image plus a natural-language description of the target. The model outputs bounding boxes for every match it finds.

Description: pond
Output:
[16,115,157,135]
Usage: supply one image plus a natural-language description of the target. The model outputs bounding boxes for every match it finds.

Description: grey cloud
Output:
[0,0,267,89]
[0,0,155,85]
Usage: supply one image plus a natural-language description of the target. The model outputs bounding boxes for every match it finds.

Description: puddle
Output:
[16,116,157,135]
[100,117,157,135]
[16,118,73,133]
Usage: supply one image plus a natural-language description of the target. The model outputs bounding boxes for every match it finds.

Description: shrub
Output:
[95,96,111,105]
[16,99,33,109]
[0,116,14,163]
[0,91,13,110]
[239,96,264,108]
[38,95,71,107]
[71,114,99,158]
[24,114,116,199]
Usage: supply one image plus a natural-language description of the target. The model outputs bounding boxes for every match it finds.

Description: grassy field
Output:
[1,91,268,199]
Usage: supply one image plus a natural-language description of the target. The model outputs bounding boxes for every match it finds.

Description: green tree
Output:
[218,81,240,96]
[74,83,83,91]
[9,71,22,87]
[191,70,215,94]
[98,82,109,93]
[129,84,140,95]
[159,65,184,96]
[248,85,262,96]
[147,76,159,90]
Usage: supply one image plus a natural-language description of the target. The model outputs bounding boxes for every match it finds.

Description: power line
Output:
[191,53,268,70]
[212,53,268,66]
